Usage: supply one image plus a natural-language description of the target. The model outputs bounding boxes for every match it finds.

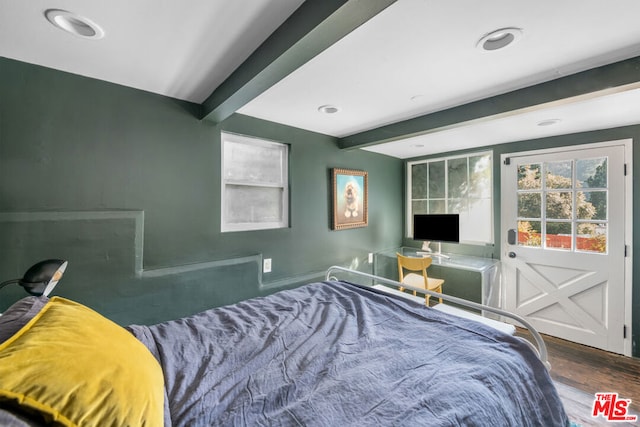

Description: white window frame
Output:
[407,150,494,244]
[221,132,289,232]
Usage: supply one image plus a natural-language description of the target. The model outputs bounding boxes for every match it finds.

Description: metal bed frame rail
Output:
[325,266,550,370]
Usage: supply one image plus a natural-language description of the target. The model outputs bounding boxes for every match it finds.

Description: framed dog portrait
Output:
[331,168,368,230]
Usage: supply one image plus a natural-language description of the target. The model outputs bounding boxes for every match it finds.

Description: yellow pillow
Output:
[0,297,163,427]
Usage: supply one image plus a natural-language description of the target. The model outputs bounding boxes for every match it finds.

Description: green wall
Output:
[403,128,640,357]
[0,57,403,323]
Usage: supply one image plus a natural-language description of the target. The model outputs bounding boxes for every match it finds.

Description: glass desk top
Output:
[376,247,499,272]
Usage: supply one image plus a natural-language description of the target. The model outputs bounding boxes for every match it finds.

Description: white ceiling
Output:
[0,0,305,103]
[3,0,640,159]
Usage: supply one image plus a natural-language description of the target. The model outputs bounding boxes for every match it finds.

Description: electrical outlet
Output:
[368,253,374,263]
[263,258,272,273]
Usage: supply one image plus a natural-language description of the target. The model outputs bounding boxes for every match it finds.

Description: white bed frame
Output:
[325,266,550,370]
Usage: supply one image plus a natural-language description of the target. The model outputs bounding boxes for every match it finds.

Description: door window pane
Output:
[518,164,541,190]
[518,220,541,247]
[546,192,572,219]
[546,222,572,250]
[577,157,607,188]
[518,192,541,218]
[578,191,608,219]
[546,161,573,189]
[577,191,606,220]
[577,223,607,253]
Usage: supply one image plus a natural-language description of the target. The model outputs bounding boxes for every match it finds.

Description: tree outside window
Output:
[516,158,607,253]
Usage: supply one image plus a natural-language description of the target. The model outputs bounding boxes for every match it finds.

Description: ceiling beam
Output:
[338,56,640,149]
[200,0,397,123]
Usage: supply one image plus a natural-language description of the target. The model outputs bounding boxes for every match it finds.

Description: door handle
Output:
[508,252,517,258]
[507,229,517,245]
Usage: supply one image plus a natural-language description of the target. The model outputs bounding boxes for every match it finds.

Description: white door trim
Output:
[500,138,633,356]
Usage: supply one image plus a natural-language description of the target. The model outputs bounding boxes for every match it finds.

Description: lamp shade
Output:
[0,259,68,297]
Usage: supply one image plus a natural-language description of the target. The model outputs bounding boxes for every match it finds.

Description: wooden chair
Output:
[396,253,444,306]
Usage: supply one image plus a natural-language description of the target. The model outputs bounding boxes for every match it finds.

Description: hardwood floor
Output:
[541,333,640,426]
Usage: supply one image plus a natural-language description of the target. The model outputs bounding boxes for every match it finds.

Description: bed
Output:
[0,267,569,426]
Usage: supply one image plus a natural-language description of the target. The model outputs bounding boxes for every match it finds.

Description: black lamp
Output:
[0,259,68,297]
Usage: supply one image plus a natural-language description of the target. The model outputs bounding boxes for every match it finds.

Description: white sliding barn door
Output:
[501,140,632,355]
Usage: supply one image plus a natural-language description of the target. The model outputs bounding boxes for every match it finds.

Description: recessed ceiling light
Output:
[318,105,339,114]
[45,9,105,39]
[537,118,562,127]
[477,27,522,51]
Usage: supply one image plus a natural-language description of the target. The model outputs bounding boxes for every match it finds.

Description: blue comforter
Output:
[128,281,568,426]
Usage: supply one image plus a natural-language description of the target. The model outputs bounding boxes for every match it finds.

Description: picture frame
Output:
[331,168,368,230]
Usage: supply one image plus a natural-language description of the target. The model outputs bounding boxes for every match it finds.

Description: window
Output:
[221,132,289,232]
[407,151,493,243]
[516,156,608,253]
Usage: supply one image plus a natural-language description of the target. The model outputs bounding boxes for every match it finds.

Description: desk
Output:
[374,247,501,312]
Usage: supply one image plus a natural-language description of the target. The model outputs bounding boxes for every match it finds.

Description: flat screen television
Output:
[413,214,460,244]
